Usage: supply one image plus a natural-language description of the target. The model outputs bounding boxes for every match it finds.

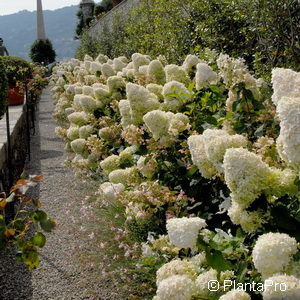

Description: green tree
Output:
[29,39,56,65]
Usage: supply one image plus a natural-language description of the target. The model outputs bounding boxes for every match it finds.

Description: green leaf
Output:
[206,250,233,272]
[205,115,218,125]
[6,192,15,203]
[13,219,26,231]
[40,218,55,232]
[236,261,248,282]
[22,249,40,270]
[294,177,300,190]
[29,210,47,222]
[254,124,265,137]
[30,232,46,248]
[187,165,198,176]
[187,201,202,211]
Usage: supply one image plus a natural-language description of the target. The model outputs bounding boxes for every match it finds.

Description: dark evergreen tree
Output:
[29,39,56,65]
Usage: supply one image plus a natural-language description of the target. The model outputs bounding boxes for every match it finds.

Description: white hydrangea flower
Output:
[187,135,217,179]
[219,290,250,300]
[65,107,75,116]
[223,148,271,208]
[67,125,80,141]
[195,63,218,90]
[195,268,218,298]
[141,243,155,257]
[119,145,138,162]
[79,125,93,139]
[65,84,76,95]
[263,274,300,300]
[99,182,125,202]
[138,65,149,76]
[118,56,128,64]
[156,259,197,285]
[73,94,83,107]
[143,110,189,141]
[123,68,135,78]
[108,167,137,185]
[276,97,300,170]
[100,155,121,175]
[126,83,160,125]
[225,89,237,111]
[87,153,98,167]
[89,61,102,74]
[70,58,80,67]
[168,113,189,136]
[266,167,297,199]
[202,129,247,173]
[72,154,86,164]
[67,112,88,126]
[271,68,300,106]
[142,110,170,140]
[284,261,300,278]
[101,63,115,77]
[98,127,114,141]
[165,64,190,85]
[166,217,206,249]
[92,83,107,89]
[189,252,207,271]
[84,74,98,86]
[156,275,195,300]
[148,59,166,85]
[56,77,66,87]
[228,201,265,233]
[84,54,93,61]
[217,54,260,92]
[112,58,127,72]
[93,87,110,104]
[74,86,83,94]
[137,156,156,178]
[84,61,91,73]
[79,95,99,112]
[252,232,298,278]
[132,53,150,71]
[95,53,108,63]
[146,84,163,101]
[119,99,132,127]
[107,76,126,94]
[82,85,94,96]
[162,81,191,111]
[70,138,87,155]
[182,55,201,75]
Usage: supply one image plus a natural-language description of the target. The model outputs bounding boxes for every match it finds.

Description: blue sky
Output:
[0,0,81,16]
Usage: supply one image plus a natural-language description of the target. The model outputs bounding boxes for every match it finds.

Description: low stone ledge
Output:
[0,104,29,192]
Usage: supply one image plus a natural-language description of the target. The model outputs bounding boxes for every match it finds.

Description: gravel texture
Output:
[0,88,119,299]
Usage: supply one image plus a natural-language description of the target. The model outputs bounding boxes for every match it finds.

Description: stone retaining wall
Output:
[87,0,140,39]
[0,105,29,193]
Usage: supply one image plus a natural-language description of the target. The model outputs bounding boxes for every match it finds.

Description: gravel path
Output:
[0,88,118,300]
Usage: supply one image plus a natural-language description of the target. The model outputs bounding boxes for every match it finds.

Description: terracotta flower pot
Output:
[8,86,24,106]
[112,0,122,7]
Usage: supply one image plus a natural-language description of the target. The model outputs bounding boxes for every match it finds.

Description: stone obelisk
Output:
[37,0,46,40]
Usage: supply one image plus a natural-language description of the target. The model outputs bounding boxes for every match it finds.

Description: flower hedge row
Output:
[50,51,300,299]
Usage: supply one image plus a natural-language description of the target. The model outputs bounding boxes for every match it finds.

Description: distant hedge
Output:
[0,56,32,87]
[77,0,300,76]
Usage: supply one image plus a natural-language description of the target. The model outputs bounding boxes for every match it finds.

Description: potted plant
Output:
[112,0,122,7]
[0,58,8,118]
[1,56,32,106]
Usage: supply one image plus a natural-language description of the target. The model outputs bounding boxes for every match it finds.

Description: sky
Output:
[0,0,81,16]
